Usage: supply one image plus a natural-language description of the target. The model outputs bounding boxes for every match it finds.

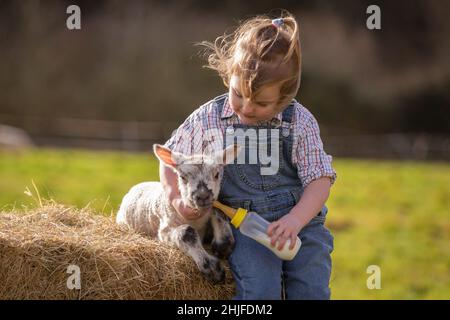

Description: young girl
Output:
[160,11,336,300]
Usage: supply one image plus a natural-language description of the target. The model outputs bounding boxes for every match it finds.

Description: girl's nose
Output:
[241,100,255,117]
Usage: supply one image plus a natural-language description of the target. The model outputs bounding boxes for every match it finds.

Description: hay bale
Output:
[0,203,235,299]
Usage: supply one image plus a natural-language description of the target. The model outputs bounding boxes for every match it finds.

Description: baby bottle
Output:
[213,201,301,261]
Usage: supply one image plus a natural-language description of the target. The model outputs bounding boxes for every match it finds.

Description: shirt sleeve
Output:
[163,101,222,156]
[293,107,337,187]
[164,109,203,156]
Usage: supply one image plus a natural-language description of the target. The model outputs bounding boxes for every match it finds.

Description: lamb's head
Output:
[154,144,240,210]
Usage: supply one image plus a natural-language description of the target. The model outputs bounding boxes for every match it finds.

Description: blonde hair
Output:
[199,11,301,109]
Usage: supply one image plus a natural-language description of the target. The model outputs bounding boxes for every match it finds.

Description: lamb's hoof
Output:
[201,256,225,284]
[212,235,235,260]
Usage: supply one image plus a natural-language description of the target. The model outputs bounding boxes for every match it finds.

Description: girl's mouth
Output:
[238,114,258,124]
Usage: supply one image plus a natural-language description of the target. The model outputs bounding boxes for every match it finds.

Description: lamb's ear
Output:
[215,143,242,165]
[153,144,178,168]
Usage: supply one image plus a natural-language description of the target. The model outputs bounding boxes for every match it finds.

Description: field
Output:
[1,148,449,299]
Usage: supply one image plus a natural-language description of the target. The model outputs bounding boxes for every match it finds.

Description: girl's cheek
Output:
[229,96,241,111]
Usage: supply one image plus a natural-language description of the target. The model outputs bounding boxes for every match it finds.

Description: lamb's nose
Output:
[195,182,213,206]
[196,190,212,201]
[195,184,213,205]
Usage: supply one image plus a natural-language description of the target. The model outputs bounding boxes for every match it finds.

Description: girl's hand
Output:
[172,197,210,220]
[267,213,303,251]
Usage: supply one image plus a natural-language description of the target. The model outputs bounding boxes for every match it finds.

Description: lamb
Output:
[116,144,239,284]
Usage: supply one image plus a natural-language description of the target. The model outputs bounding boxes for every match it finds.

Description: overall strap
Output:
[214,93,228,115]
[280,101,296,139]
[281,101,296,124]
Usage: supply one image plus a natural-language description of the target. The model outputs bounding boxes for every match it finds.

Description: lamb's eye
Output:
[180,175,188,182]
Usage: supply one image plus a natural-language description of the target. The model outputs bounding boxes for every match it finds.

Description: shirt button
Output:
[226,126,234,135]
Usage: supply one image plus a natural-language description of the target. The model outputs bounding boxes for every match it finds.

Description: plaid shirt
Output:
[164,95,337,187]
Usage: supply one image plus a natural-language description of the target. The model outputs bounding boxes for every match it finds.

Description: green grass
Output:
[1,148,449,299]
[0,148,159,215]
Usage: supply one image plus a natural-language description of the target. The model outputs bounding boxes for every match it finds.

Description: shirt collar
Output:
[221,95,283,125]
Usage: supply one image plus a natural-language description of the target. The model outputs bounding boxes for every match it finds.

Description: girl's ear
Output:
[153,144,177,168]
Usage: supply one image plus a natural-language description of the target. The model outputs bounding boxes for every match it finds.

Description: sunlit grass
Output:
[0,148,159,215]
[328,159,450,299]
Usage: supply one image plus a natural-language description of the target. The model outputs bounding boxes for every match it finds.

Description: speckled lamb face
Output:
[153,144,239,210]
[175,156,223,209]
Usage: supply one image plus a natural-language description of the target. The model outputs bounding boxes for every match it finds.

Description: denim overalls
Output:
[216,94,334,300]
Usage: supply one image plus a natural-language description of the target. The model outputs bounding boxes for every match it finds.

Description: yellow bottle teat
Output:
[213,200,248,228]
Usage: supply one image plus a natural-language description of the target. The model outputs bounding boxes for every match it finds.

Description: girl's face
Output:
[228,75,281,125]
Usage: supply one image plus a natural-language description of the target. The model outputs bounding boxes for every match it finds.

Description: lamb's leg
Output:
[210,209,235,260]
[160,224,225,284]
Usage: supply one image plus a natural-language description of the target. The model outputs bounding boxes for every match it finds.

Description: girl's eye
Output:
[233,89,242,98]
[258,103,268,107]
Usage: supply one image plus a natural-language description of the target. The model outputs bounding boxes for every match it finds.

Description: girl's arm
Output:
[267,177,331,250]
[159,162,208,220]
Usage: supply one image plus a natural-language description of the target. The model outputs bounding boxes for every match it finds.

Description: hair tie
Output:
[271,18,284,28]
